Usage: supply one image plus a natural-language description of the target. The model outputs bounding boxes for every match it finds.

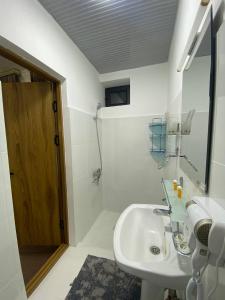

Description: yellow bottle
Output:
[173,180,178,191]
[177,186,183,200]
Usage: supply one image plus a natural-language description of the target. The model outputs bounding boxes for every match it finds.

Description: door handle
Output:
[10,172,14,176]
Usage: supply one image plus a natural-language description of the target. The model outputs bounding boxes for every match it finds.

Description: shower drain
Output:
[150,245,161,255]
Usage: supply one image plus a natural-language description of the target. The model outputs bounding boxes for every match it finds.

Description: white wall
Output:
[100,63,168,212]
[167,0,225,298]
[0,1,104,299]
[0,1,104,114]
[100,63,168,118]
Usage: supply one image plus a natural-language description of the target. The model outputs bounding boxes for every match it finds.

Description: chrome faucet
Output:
[153,207,171,216]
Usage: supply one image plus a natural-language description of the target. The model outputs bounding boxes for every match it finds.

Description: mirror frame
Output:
[205,9,216,193]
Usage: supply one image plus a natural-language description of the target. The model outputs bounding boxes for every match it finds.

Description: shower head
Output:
[93,102,103,121]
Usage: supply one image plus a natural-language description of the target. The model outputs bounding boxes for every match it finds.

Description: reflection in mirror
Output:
[181,13,214,191]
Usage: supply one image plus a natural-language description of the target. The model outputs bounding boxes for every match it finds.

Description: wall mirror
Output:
[180,9,215,192]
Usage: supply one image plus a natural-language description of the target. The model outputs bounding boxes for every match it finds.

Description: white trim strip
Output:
[99,113,164,120]
[67,105,95,117]
[67,105,164,120]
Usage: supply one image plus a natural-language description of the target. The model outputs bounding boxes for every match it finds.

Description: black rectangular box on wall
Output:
[105,85,130,107]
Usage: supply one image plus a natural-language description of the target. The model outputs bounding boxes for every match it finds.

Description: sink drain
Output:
[150,246,160,255]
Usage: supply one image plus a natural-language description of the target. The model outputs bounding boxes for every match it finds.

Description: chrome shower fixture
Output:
[92,102,103,185]
[93,102,103,121]
[92,168,101,185]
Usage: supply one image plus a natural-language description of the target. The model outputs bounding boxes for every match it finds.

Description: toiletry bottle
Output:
[177,186,183,200]
[173,180,178,191]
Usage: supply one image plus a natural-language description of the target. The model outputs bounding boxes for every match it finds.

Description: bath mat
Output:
[66,255,141,300]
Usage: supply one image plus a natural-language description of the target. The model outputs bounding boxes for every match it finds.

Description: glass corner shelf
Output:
[149,118,166,136]
[149,118,167,154]
[161,179,188,223]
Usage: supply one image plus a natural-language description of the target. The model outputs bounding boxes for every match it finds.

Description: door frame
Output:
[0,46,69,296]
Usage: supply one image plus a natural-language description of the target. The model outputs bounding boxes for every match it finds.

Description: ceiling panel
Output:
[39,0,178,73]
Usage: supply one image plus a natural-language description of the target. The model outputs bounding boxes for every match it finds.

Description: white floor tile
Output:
[29,210,120,300]
[79,210,119,250]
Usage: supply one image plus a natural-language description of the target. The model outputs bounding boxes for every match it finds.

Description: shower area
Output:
[69,69,168,254]
[69,101,120,253]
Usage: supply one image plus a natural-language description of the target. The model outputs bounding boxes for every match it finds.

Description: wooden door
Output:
[2,82,61,247]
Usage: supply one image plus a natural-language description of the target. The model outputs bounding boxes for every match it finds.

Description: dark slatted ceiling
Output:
[38,0,178,73]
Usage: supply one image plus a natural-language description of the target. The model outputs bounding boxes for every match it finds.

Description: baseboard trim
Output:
[26,243,68,297]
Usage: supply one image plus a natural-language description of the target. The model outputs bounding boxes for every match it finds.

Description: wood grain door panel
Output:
[2,82,61,247]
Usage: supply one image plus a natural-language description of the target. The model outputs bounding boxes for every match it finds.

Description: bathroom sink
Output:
[113,204,191,299]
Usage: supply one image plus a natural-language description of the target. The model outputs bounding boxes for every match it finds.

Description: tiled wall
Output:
[101,115,165,212]
[99,62,168,213]
[69,107,103,243]
[0,83,26,299]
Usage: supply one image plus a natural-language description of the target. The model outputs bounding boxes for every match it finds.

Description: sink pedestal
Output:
[141,280,164,300]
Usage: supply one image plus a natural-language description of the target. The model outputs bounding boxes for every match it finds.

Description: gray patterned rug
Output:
[66,255,141,300]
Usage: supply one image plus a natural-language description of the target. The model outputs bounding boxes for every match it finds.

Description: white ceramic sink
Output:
[113,204,191,300]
